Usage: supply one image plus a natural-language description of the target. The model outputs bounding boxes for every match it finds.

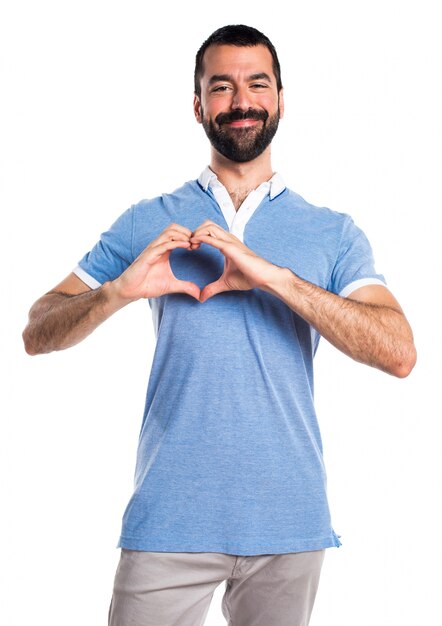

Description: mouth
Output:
[224,119,260,129]
[215,109,268,128]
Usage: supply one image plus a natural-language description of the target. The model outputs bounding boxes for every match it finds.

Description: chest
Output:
[133,193,342,291]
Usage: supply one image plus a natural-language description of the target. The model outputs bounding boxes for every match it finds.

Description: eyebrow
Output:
[249,73,272,82]
[208,72,273,85]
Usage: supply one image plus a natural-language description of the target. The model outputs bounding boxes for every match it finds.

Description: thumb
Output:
[199,279,228,303]
[171,280,201,300]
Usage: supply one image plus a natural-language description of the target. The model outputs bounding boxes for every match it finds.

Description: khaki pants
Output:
[108,548,325,626]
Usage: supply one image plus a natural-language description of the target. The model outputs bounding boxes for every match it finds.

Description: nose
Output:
[231,85,252,111]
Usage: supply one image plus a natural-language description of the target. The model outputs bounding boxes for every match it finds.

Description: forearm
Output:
[23,224,203,356]
[23,281,125,355]
[264,268,416,377]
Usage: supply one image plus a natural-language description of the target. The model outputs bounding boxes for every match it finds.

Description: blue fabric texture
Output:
[77,179,385,555]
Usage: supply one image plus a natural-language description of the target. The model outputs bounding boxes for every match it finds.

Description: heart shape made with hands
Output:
[158,220,268,303]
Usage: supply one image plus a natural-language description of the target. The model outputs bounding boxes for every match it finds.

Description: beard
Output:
[201,106,280,163]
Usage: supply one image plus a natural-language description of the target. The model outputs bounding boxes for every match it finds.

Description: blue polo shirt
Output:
[75,174,385,555]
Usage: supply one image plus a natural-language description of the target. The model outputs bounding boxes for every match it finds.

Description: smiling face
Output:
[194,44,284,163]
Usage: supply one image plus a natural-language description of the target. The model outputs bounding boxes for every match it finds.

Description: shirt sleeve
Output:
[73,207,135,288]
[329,216,386,297]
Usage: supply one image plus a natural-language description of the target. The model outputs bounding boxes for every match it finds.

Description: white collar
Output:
[198,166,286,200]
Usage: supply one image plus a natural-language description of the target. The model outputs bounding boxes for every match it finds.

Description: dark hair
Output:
[194,24,283,97]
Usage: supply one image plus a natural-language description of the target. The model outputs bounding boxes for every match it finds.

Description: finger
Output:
[153,227,193,246]
[199,279,228,302]
[194,219,219,229]
[144,239,192,263]
[146,224,194,251]
[189,232,231,252]
[192,221,226,235]
[163,223,194,238]
[136,235,190,264]
[191,222,230,242]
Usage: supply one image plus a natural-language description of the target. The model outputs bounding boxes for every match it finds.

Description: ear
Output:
[193,94,203,124]
[278,88,285,119]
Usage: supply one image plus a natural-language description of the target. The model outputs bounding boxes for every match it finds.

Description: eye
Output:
[211,85,231,93]
[250,83,269,89]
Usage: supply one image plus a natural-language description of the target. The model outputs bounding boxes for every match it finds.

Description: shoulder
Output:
[278,187,351,232]
[131,180,202,213]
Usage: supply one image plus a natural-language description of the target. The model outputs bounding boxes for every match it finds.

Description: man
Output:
[23,24,416,626]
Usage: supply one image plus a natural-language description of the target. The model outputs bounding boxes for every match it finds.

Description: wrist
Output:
[261,265,294,298]
[101,279,136,312]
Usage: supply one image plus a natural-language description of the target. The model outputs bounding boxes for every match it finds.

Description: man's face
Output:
[194,44,284,163]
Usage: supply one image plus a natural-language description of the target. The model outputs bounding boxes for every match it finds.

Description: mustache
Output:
[215,109,269,126]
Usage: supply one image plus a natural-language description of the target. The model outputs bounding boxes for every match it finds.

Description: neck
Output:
[209,147,274,209]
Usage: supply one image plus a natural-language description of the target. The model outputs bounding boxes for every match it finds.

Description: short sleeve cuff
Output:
[73,265,102,289]
[339,277,386,298]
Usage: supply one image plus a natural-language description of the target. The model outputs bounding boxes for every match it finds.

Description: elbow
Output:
[22,334,36,356]
[24,345,39,357]
[390,343,417,378]
[22,327,40,356]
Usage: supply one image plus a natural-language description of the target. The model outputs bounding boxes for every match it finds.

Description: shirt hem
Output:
[73,265,102,289]
[117,532,341,556]
[339,277,386,298]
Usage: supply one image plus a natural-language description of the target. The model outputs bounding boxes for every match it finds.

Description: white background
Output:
[1,1,441,624]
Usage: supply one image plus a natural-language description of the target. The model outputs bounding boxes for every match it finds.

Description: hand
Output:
[190,220,281,302]
[112,223,201,301]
